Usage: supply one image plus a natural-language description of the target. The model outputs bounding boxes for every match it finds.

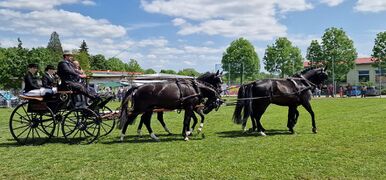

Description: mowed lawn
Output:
[0,98,385,179]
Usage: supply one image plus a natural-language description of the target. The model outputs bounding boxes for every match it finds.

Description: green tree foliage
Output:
[160,69,177,74]
[321,27,357,82]
[306,40,324,67]
[79,40,89,55]
[263,37,303,77]
[177,68,200,77]
[106,57,128,71]
[28,47,56,72]
[47,31,63,63]
[144,68,157,74]
[90,54,108,70]
[74,51,91,71]
[127,59,144,72]
[0,47,29,89]
[221,37,260,83]
[371,31,386,68]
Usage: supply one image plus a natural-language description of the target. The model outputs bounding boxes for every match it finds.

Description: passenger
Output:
[23,63,40,93]
[42,65,56,88]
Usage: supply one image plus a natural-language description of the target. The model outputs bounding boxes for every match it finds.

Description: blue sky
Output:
[0,0,385,73]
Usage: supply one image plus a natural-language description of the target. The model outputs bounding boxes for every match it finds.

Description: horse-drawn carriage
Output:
[9,90,118,145]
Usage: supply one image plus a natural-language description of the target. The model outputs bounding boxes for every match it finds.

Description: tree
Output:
[90,54,108,70]
[144,68,157,74]
[221,38,260,84]
[74,51,91,71]
[0,47,30,89]
[106,57,127,71]
[17,38,23,49]
[306,40,324,67]
[47,32,63,63]
[160,69,176,74]
[28,47,55,72]
[177,68,200,77]
[127,59,144,72]
[263,37,303,77]
[79,40,89,55]
[371,31,386,68]
[321,27,357,83]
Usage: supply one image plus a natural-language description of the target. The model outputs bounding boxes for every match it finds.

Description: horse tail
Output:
[118,86,138,129]
[233,84,247,124]
[242,84,252,123]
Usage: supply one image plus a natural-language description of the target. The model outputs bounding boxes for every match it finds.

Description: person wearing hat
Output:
[24,63,40,93]
[42,65,56,88]
[57,50,97,100]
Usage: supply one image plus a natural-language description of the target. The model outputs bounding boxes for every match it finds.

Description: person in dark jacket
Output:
[57,50,97,99]
[42,65,56,88]
[24,63,40,93]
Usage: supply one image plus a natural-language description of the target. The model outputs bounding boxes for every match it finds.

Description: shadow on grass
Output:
[216,129,293,138]
[0,137,69,147]
[101,133,206,144]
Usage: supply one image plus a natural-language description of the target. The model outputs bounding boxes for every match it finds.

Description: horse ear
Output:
[216,70,219,76]
[220,70,223,75]
[324,65,328,71]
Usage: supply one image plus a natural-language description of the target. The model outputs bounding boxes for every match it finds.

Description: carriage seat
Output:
[22,87,58,97]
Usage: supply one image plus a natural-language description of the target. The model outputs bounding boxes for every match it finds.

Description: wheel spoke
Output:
[13,124,29,130]
[23,128,32,144]
[16,126,30,138]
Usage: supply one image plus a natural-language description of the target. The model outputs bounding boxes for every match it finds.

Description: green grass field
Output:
[1,98,386,179]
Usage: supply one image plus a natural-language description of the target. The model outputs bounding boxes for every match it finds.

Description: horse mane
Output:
[197,72,212,81]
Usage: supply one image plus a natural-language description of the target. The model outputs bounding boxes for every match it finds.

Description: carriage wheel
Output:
[9,102,56,145]
[62,108,100,144]
[50,110,66,137]
[97,106,115,136]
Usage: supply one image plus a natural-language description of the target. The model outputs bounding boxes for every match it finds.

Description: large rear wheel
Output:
[9,102,55,145]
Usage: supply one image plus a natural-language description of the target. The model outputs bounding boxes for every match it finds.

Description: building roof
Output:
[89,70,143,77]
[303,57,375,67]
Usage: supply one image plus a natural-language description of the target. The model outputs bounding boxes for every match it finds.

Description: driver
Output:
[57,50,99,101]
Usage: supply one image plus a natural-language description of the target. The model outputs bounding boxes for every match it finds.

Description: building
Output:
[304,57,385,86]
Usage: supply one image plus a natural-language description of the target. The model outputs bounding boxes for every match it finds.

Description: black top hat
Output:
[45,65,55,71]
[28,63,39,68]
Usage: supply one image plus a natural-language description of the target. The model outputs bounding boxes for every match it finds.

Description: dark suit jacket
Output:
[57,60,80,83]
[42,72,55,88]
[24,71,40,92]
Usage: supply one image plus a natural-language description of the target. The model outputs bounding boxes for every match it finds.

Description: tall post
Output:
[240,62,244,85]
[228,63,231,87]
[379,60,382,98]
[332,57,335,97]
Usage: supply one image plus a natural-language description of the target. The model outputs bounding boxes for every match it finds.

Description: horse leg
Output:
[182,108,194,141]
[120,113,139,141]
[293,107,299,126]
[136,118,144,137]
[195,109,205,133]
[189,112,198,135]
[301,101,317,133]
[142,111,159,141]
[157,112,172,135]
[287,106,296,134]
[252,101,269,136]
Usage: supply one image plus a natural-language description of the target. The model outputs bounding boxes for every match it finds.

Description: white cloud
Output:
[320,0,344,7]
[0,9,126,38]
[137,38,168,47]
[141,0,313,40]
[354,0,386,12]
[0,0,95,10]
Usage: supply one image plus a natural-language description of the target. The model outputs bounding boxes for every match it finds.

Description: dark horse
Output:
[119,71,223,141]
[233,67,328,135]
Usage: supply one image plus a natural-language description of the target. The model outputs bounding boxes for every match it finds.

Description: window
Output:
[358,70,369,82]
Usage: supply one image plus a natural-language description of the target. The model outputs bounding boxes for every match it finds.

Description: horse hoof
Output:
[289,129,295,134]
[258,131,267,136]
[312,128,318,133]
[184,137,189,141]
[150,133,160,141]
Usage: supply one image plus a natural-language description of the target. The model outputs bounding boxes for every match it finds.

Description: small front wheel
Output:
[62,108,100,144]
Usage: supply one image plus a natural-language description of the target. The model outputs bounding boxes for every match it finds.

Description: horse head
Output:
[301,67,328,85]
[197,71,223,93]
